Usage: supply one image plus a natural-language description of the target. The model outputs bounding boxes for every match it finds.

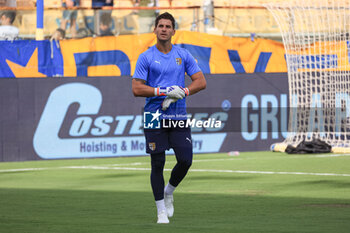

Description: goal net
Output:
[265,0,350,153]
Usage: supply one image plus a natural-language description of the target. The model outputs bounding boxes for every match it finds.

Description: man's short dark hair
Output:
[56,28,66,39]
[100,13,112,26]
[155,12,175,29]
[1,11,16,24]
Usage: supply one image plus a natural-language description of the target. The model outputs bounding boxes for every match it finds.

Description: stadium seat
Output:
[18,11,36,37]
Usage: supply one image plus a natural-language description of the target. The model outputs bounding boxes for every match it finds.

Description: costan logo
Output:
[33,83,145,159]
[33,83,228,159]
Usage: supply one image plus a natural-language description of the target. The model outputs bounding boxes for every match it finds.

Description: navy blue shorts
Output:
[144,120,193,154]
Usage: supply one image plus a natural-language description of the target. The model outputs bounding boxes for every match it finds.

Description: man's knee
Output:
[173,146,193,169]
[177,156,192,169]
[178,157,192,169]
[151,152,166,170]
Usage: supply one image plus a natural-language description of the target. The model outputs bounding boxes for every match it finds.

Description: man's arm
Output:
[186,71,206,95]
[132,71,206,98]
[161,71,206,111]
[132,78,155,97]
[132,78,189,99]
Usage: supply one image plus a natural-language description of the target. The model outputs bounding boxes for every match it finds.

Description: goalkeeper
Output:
[132,12,206,224]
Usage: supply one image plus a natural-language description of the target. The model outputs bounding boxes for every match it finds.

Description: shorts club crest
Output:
[149,142,156,151]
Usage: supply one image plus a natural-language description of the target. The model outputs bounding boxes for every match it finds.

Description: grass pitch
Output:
[0,152,349,233]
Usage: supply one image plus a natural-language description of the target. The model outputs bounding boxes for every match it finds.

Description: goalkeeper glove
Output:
[154,85,189,99]
[162,97,178,111]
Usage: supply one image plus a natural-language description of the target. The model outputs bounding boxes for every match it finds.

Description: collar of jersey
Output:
[153,44,174,57]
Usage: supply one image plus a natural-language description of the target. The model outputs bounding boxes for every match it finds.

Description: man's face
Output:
[100,23,109,31]
[52,31,63,40]
[154,19,175,42]
[0,15,6,25]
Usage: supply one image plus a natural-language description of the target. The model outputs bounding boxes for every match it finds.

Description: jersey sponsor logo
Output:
[155,60,161,64]
[176,58,182,65]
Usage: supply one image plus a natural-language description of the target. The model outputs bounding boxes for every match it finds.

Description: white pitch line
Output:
[110,162,146,166]
[1,164,349,177]
[64,166,150,171]
[314,154,350,158]
[63,166,350,177]
[88,154,350,168]
[0,154,347,174]
[193,158,240,162]
[0,168,47,173]
[190,169,350,177]
[106,158,240,167]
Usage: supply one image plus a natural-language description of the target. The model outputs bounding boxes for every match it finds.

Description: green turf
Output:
[0,152,349,233]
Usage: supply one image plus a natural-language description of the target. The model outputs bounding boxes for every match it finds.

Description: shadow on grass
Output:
[0,188,349,233]
[281,179,350,189]
[91,173,145,179]
[188,174,257,181]
[300,180,350,188]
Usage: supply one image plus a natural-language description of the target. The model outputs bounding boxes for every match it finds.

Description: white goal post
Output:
[265,0,350,153]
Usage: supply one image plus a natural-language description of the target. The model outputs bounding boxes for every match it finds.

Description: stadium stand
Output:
[2,0,283,39]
